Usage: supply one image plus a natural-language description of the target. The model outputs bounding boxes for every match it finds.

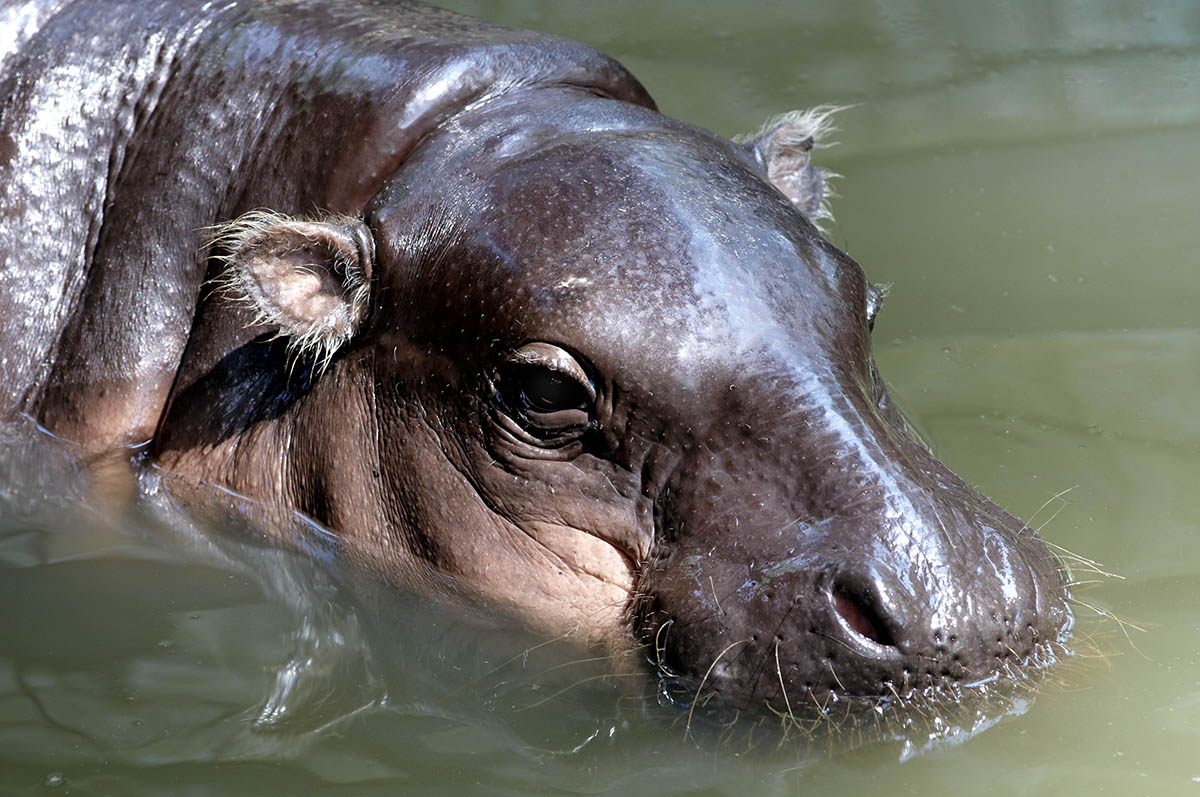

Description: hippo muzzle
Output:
[638,388,1070,711]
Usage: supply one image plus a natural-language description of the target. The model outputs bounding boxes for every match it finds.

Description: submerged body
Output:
[0,0,1070,719]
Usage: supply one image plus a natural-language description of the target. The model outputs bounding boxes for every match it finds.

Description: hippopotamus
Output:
[0,0,1071,726]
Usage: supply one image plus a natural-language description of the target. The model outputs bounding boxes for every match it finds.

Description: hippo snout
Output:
[635,467,1072,716]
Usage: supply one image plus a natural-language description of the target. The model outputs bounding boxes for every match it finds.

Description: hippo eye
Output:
[496,343,596,437]
[512,364,590,410]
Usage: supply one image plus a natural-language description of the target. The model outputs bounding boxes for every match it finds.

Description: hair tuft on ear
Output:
[735,104,851,230]
[207,209,374,373]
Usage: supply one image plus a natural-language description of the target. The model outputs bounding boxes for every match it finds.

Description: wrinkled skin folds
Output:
[0,0,1070,720]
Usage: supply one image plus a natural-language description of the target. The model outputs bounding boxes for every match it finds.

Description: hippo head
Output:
[192,89,1071,729]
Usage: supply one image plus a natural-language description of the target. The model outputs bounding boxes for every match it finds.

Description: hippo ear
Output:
[211,210,373,368]
[736,106,843,227]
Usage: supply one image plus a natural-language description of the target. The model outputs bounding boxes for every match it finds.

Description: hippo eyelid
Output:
[506,342,597,401]
[492,342,600,442]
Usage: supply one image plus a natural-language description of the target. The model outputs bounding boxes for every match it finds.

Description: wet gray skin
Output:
[0,0,1071,722]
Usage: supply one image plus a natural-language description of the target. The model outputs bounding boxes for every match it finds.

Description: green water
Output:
[3,1,1199,794]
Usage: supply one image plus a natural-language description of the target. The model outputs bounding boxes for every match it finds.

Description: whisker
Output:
[685,639,751,741]
[514,672,646,712]
[1044,540,1123,580]
[1025,485,1078,530]
[1067,597,1148,661]
[540,653,622,674]
[1033,501,1070,536]
[450,626,580,695]
[774,639,797,731]
[827,659,847,692]
[654,618,674,672]
[710,576,724,615]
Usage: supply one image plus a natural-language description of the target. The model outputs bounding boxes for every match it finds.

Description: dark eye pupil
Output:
[519,366,587,413]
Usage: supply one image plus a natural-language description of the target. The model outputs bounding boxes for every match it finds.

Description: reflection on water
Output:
[3,0,1199,794]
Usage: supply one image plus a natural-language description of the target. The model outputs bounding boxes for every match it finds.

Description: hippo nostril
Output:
[832,583,896,648]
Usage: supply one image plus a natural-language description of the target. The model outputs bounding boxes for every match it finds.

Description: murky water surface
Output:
[3,1,1198,794]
